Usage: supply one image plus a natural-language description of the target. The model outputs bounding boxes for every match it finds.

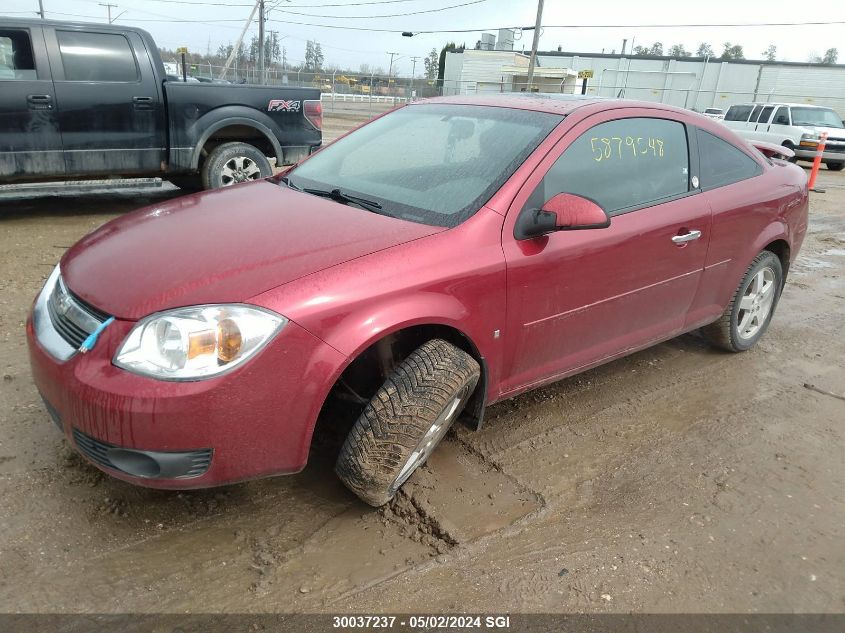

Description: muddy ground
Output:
[0,116,843,614]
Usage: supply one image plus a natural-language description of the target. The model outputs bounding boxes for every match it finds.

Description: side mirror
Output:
[515,193,610,240]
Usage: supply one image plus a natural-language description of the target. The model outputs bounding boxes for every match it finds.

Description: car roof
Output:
[416,94,691,117]
[1,16,154,39]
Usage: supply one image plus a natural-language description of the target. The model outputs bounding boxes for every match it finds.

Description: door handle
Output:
[132,96,154,110]
[27,94,53,110]
[672,229,702,244]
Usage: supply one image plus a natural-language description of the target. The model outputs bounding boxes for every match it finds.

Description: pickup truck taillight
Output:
[304,100,322,131]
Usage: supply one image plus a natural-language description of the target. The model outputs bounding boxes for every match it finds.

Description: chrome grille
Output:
[46,276,109,349]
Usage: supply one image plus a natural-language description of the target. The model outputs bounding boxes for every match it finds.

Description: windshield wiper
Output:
[279,175,301,190]
[302,187,384,214]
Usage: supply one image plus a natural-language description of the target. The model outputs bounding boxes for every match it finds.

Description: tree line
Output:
[629,42,838,64]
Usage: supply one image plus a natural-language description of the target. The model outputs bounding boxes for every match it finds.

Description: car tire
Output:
[201,142,272,189]
[782,141,798,163]
[702,251,783,352]
[827,161,844,171]
[168,175,204,192]
[335,339,480,507]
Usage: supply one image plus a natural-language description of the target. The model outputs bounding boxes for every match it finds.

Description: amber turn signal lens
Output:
[187,329,216,360]
[217,318,242,363]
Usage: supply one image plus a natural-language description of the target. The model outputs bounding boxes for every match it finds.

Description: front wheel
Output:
[827,161,844,171]
[702,251,783,352]
[201,142,272,189]
[335,339,480,507]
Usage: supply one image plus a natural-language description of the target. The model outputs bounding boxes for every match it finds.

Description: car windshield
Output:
[790,107,844,128]
[287,103,562,227]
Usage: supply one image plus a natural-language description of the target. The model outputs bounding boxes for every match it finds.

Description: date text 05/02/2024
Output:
[332,615,512,629]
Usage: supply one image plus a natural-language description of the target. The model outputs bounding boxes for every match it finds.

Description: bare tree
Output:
[696,42,714,57]
[762,45,776,61]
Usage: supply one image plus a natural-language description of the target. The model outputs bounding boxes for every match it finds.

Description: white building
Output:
[443,49,845,116]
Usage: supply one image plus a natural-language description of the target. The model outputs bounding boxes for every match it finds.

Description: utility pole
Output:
[525,0,544,92]
[37,0,45,19]
[387,51,398,82]
[220,0,260,80]
[99,3,116,24]
[410,55,419,99]
[258,0,266,85]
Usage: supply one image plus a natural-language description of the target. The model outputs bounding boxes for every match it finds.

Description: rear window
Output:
[697,129,762,189]
[0,29,36,80]
[724,105,753,122]
[57,31,139,82]
[288,104,562,227]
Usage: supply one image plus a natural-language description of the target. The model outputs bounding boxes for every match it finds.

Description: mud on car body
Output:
[28,95,809,506]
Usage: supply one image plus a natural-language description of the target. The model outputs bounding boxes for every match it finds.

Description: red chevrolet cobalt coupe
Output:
[28,96,808,506]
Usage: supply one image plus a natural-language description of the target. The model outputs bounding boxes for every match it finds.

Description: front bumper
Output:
[27,307,345,489]
[794,146,845,162]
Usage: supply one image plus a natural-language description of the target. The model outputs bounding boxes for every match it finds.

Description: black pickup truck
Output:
[0,18,322,189]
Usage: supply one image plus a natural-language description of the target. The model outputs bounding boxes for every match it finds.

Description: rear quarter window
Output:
[697,129,762,190]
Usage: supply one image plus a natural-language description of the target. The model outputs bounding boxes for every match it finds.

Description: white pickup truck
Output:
[721,102,845,171]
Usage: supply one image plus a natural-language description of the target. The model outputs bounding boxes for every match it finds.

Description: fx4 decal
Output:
[268,99,301,112]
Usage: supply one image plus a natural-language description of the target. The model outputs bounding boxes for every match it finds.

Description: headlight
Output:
[114,305,287,380]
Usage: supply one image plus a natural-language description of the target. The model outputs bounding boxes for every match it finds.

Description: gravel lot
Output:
[0,116,843,613]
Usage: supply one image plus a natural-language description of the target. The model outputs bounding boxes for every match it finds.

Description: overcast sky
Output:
[4,0,843,74]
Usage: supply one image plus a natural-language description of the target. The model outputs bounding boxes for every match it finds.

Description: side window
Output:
[749,105,764,123]
[527,118,690,216]
[697,129,762,189]
[758,105,775,125]
[724,105,753,122]
[57,31,138,82]
[772,107,790,125]
[0,29,37,80]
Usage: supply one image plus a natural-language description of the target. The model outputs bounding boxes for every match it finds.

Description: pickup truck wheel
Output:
[201,142,272,189]
[702,251,783,352]
[827,162,844,171]
[335,339,480,507]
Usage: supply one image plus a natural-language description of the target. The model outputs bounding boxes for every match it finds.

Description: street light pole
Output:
[37,0,45,19]
[525,0,544,92]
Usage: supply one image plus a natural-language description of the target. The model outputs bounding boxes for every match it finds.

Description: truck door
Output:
[44,27,165,176]
[0,26,64,178]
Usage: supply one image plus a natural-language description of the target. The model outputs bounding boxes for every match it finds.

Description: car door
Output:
[0,25,64,178]
[500,111,711,395]
[44,26,165,176]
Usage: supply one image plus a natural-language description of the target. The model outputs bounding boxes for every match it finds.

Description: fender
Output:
[189,114,284,169]
[168,105,287,171]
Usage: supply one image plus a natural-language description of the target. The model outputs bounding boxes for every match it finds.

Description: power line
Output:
[276,0,488,19]
[124,0,443,6]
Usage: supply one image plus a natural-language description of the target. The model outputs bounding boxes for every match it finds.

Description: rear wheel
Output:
[201,142,272,189]
[827,161,844,171]
[702,251,783,352]
[335,339,480,507]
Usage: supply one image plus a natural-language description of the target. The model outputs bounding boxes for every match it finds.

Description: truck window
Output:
[724,105,753,122]
[758,105,775,125]
[56,31,139,82]
[772,107,790,125]
[0,29,36,80]
[749,105,764,123]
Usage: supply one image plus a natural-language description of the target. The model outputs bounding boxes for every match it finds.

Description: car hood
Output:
[61,181,443,320]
